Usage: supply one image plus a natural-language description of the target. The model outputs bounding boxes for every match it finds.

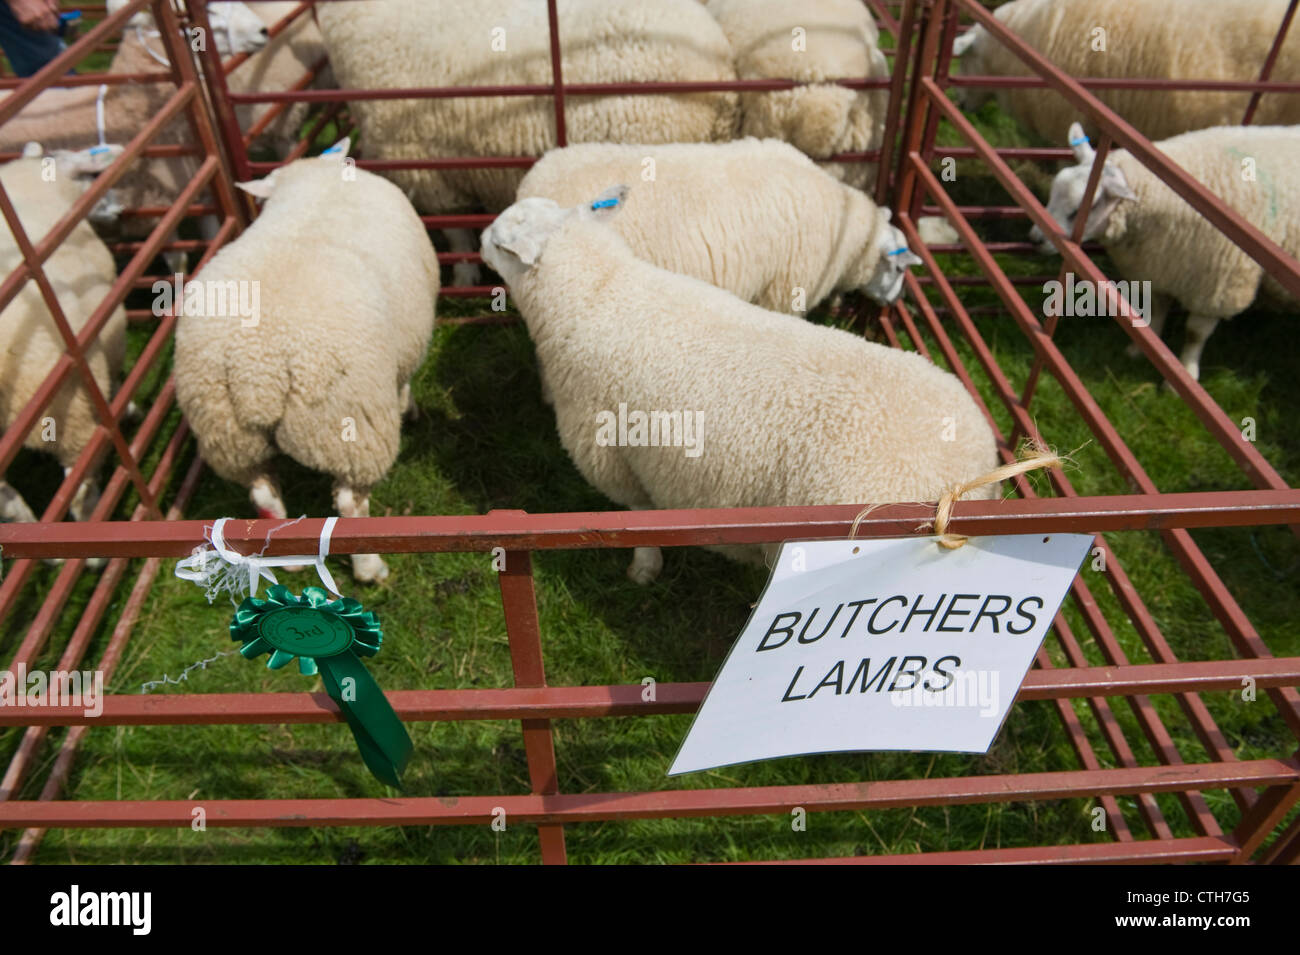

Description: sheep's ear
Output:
[879,207,893,223]
[898,248,923,268]
[21,142,43,159]
[952,28,979,57]
[1100,163,1137,202]
[321,136,352,159]
[1068,122,1095,164]
[236,177,278,200]
[587,185,628,220]
[497,234,544,268]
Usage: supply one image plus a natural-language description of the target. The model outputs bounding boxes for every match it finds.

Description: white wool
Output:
[704,0,890,189]
[316,0,740,214]
[482,195,999,582]
[515,139,921,315]
[1035,123,1300,380]
[954,0,1300,141]
[0,150,126,524]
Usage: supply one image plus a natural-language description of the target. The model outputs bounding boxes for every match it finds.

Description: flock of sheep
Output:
[0,0,1295,588]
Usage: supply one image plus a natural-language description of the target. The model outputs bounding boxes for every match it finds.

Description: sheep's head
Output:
[862,209,922,305]
[951,25,993,112]
[107,0,268,57]
[481,186,628,286]
[235,137,352,202]
[17,142,127,224]
[1029,122,1138,254]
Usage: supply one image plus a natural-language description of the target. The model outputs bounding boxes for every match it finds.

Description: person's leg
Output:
[0,2,66,78]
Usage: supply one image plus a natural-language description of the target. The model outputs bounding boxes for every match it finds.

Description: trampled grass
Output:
[2,23,1298,864]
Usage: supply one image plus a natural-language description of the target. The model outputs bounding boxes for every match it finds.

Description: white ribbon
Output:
[176,516,341,601]
[135,25,171,67]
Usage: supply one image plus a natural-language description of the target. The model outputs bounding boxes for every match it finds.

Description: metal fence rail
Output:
[0,0,1298,864]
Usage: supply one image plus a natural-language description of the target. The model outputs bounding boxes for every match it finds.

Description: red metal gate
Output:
[0,0,1298,864]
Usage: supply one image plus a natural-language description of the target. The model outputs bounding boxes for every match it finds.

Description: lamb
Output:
[703,0,890,190]
[315,0,740,218]
[172,143,440,583]
[480,189,999,584]
[0,1,271,257]
[229,3,337,158]
[952,0,1300,142]
[0,145,128,532]
[515,139,922,317]
[1030,122,1300,381]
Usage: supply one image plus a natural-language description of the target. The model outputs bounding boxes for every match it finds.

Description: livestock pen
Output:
[0,0,1297,864]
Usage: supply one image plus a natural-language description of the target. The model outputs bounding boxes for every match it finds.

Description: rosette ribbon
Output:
[231,585,412,788]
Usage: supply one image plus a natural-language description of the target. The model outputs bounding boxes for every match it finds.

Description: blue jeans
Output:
[0,1,65,77]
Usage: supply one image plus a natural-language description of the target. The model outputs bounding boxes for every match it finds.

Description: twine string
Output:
[849,442,1064,550]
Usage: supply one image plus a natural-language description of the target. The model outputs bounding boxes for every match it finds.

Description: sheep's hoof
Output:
[352,554,389,583]
[626,547,662,586]
[452,262,482,288]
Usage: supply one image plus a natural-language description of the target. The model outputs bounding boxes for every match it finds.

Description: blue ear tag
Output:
[590,197,620,211]
[1069,135,1089,146]
[886,247,910,257]
[322,143,344,156]
[88,145,110,156]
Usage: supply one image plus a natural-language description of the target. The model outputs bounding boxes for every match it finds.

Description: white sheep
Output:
[703,0,890,190]
[0,144,127,532]
[515,139,922,316]
[481,189,999,583]
[0,1,271,267]
[172,143,440,583]
[952,0,1300,142]
[1031,122,1300,381]
[315,0,740,220]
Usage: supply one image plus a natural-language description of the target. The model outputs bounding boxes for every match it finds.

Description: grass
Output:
[2,28,1299,865]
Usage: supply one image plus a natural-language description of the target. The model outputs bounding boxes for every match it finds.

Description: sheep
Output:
[232,3,337,158]
[172,142,440,584]
[952,0,1300,142]
[0,144,128,533]
[1030,122,1300,381]
[480,189,999,584]
[514,139,923,318]
[0,1,271,264]
[703,0,891,190]
[315,0,741,220]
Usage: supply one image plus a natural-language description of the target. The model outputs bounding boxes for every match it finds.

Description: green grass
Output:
[3,31,1299,865]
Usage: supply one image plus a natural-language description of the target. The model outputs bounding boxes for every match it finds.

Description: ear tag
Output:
[1068,135,1089,147]
[886,247,910,257]
[591,197,620,210]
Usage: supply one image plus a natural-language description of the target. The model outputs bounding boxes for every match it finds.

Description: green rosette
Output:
[230,585,412,788]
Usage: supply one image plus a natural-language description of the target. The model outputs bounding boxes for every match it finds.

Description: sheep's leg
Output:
[335,485,388,584]
[626,504,663,585]
[66,470,107,570]
[0,480,37,523]
[1126,292,1170,358]
[400,381,418,422]
[445,228,482,288]
[1179,313,1221,383]
[250,474,306,573]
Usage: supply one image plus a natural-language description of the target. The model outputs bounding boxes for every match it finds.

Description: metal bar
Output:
[498,547,567,864]
[1,758,1294,830]
[3,491,1299,560]
[6,658,1294,729]
[1243,0,1299,124]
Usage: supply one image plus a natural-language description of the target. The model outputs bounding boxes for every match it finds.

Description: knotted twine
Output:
[849,441,1064,549]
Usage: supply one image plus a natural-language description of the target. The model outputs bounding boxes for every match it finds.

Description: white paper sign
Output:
[668,533,1093,775]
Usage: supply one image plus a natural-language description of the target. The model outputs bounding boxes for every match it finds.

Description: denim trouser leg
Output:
[0,2,66,78]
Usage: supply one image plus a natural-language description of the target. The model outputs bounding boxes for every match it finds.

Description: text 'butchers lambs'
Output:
[669,534,1093,775]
